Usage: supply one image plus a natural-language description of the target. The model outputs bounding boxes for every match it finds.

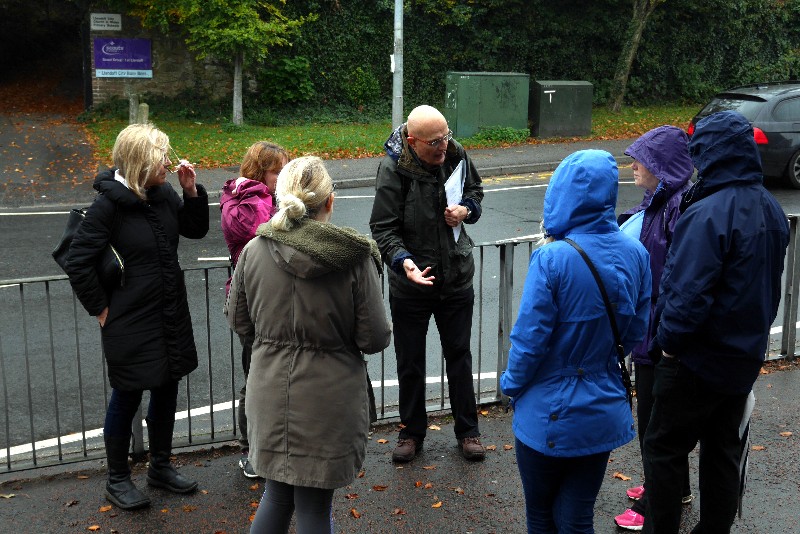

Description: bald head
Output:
[407,105,448,139]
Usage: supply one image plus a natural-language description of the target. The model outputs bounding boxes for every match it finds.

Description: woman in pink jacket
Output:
[220,141,288,478]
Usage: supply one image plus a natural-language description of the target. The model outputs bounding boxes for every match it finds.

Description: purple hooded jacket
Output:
[617,126,694,366]
[220,177,276,294]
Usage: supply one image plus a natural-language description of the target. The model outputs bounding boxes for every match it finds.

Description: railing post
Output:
[781,215,799,360]
[131,405,146,461]
[496,242,514,401]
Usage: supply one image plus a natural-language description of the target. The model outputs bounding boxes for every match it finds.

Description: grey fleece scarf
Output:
[256,218,382,274]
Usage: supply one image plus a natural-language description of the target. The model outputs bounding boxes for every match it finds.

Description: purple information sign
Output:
[93,38,152,78]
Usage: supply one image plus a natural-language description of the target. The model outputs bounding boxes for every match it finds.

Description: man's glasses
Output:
[419,130,454,147]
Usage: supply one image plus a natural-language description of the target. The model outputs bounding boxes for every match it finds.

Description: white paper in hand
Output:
[445,160,466,242]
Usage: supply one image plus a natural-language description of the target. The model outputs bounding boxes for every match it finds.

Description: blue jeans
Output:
[515,438,609,533]
[104,381,179,438]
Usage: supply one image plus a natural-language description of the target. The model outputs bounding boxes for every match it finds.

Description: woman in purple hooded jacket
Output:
[613,126,695,530]
[220,141,288,478]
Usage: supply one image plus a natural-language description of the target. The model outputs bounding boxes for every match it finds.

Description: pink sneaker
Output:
[626,484,645,500]
[614,508,644,530]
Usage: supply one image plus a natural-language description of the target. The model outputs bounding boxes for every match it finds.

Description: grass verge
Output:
[82,104,699,168]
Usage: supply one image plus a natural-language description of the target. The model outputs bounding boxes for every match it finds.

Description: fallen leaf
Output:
[485,493,496,497]
[87,527,100,532]
[183,505,197,512]
[613,472,632,481]
[485,445,497,451]
[249,483,260,491]
[759,368,770,375]
[357,471,365,478]
[779,431,793,437]
[376,439,389,444]
[453,487,465,494]
[372,485,388,491]
[415,481,423,487]
[392,507,406,515]
[99,505,113,512]
[201,489,209,494]
[64,499,77,506]
[428,425,441,431]
[250,501,259,508]
[752,445,766,451]
[345,493,358,500]
[424,482,433,489]
[350,508,361,518]
[422,465,437,470]
[0,493,15,499]
[432,501,443,508]
[161,508,169,513]
[77,475,89,480]
[503,444,514,450]
[249,513,256,522]
[480,410,489,416]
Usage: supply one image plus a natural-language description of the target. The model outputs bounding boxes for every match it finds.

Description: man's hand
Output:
[444,204,469,228]
[97,306,108,328]
[177,160,198,197]
[403,258,435,286]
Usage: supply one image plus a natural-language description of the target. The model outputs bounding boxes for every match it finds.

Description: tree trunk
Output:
[609,0,664,113]
[232,51,243,125]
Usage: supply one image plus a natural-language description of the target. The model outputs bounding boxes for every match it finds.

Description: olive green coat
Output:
[224,218,391,489]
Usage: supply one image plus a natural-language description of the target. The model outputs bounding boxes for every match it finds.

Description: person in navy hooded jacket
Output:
[614,126,695,530]
[642,111,789,534]
[501,149,651,533]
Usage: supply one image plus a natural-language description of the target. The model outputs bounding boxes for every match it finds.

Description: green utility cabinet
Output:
[444,72,530,138]
[530,81,593,138]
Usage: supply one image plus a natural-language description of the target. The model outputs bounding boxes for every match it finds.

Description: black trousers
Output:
[389,287,480,441]
[632,363,691,515]
[642,357,748,534]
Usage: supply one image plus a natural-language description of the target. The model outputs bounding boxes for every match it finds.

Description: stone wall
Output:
[90,14,232,106]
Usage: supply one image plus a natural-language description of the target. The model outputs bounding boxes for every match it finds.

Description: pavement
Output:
[0,135,638,210]
[1,360,799,533]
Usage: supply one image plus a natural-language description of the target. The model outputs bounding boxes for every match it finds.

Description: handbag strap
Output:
[563,238,634,410]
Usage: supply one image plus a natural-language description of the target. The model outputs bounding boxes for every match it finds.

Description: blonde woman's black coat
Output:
[65,169,209,391]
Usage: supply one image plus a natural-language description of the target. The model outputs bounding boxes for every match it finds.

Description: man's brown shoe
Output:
[458,437,486,461]
[392,438,422,463]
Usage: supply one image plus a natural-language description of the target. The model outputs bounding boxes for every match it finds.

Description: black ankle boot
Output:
[145,418,198,494]
[104,435,150,510]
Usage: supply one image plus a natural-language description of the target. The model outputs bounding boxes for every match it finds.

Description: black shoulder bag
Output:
[52,203,125,288]
[563,238,634,410]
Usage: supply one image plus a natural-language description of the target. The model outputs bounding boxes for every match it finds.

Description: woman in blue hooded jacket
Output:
[500,149,651,533]
[613,126,695,529]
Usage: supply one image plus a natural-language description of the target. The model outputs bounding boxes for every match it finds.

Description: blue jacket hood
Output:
[543,150,619,239]
[688,110,763,192]
[625,125,694,196]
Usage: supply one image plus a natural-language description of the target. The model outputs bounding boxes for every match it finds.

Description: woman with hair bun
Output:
[225,156,391,533]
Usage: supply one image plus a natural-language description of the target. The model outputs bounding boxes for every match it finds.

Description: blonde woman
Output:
[65,123,209,510]
[225,156,391,533]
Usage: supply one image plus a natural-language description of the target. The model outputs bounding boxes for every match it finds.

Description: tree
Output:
[124,0,311,124]
[608,0,665,113]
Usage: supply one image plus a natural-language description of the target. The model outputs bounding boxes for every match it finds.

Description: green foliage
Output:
[343,67,381,107]
[254,56,315,107]
[464,127,530,145]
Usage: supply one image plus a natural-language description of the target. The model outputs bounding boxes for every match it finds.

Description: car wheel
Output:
[786,150,800,189]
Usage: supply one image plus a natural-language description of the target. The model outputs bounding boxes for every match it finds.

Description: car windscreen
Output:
[699,95,765,121]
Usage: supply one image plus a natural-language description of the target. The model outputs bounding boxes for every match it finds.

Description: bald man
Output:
[369,105,485,462]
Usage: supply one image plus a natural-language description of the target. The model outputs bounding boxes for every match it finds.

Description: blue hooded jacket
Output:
[500,150,651,457]
[618,126,694,366]
[655,111,789,394]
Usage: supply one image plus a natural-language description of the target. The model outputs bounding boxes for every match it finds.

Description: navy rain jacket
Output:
[655,111,789,394]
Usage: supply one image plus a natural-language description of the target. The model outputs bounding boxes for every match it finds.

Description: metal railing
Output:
[1,219,797,474]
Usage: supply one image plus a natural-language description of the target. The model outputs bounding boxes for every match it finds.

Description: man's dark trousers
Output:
[390,287,480,441]
[642,357,748,534]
